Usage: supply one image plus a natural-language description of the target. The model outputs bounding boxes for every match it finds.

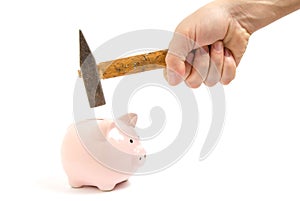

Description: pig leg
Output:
[97,184,116,191]
[68,178,84,188]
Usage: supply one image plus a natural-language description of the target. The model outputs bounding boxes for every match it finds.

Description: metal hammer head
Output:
[79,30,106,108]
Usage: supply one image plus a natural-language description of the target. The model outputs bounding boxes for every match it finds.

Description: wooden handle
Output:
[78,49,167,79]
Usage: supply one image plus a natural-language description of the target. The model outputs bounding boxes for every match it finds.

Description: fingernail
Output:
[167,69,181,85]
[213,41,223,52]
[224,48,231,57]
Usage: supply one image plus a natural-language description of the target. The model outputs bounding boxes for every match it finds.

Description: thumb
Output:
[166,32,195,86]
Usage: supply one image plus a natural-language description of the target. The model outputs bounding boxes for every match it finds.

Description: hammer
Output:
[79,30,168,108]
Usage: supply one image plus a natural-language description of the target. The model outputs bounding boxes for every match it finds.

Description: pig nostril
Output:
[144,155,146,158]
[139,157,142,160]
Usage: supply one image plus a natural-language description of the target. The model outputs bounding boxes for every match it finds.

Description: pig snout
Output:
[132,146,146,167]
[132,153,146,167]
[139,154,146,164]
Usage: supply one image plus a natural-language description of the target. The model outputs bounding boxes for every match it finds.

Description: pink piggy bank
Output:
[61,113,146,191]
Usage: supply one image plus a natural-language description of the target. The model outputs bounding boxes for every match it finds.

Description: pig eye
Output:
[129,139,133,143]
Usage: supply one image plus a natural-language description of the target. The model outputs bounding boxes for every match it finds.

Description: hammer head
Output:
[79,30,106,108]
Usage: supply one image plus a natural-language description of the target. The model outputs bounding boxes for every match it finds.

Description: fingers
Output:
[221,48,236,85]
[165,51,193,85]
[166,39,236,87]
[184,44,236,88]
[166,31,195,86]
[183,51,194,80]
[204,41,224,86]
[185,47,210,88]
[165,53,185,85]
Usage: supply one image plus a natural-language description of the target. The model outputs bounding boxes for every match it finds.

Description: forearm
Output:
[228,0,300,33]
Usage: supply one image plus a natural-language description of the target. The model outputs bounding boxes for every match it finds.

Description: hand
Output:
[165,0,251,87]
[166,0,300,88]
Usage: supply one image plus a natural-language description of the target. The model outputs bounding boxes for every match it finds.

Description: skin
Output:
[165,0,300,88]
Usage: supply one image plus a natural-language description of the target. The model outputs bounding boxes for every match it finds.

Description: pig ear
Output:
[117,113,138,127]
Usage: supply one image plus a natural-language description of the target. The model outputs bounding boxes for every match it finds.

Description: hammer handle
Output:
[79,49,167,79]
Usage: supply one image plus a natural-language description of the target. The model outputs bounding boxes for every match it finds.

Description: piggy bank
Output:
[61,113,146,191]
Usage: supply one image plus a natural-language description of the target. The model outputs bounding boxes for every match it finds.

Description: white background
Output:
[1,0,300,200]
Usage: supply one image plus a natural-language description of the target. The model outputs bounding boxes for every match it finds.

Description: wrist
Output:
[227,0,300,33]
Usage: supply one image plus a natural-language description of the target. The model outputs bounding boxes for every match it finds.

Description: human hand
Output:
[165,0,251,87]
[166,0,300,88]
